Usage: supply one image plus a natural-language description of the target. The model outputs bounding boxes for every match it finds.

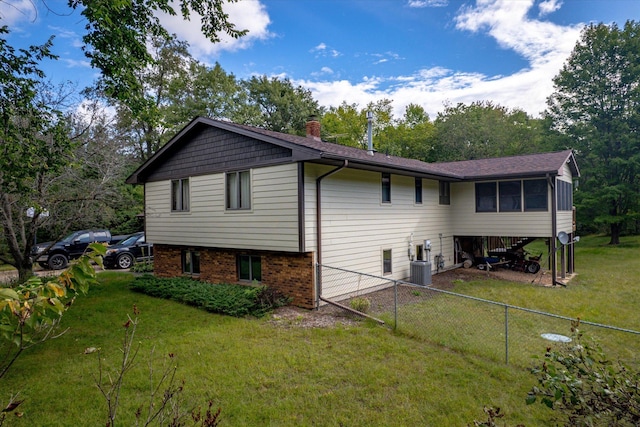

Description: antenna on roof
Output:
[366,111,374,156]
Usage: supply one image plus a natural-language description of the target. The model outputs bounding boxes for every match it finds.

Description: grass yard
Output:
[450,235,640,330]
[2,234,638,426]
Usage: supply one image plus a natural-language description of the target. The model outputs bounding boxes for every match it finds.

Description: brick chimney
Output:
[305,117,321,141]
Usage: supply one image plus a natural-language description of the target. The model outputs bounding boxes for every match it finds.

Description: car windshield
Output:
[119,235,141,246]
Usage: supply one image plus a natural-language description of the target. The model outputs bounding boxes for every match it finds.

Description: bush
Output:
[349,296,371,313]
[130,260,153,273]
[129,276,291,317]
[527,319,640,426]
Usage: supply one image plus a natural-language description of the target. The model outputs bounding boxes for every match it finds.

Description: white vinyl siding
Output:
[145,163,299,251]
[304,165,454,298]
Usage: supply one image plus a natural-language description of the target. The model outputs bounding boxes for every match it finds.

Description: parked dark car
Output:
[103,232,153,269]
[32,229,127,270]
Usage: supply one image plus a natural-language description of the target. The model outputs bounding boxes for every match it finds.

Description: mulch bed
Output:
[269,267,560,328]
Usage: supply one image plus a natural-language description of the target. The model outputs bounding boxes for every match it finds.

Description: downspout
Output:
[316,160,349,307]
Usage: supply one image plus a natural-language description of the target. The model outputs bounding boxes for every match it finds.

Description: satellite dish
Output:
[557,231,570,245]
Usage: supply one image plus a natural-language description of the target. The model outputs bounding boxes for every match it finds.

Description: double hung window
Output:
[182,250,200,275]
[171,178,189,211]
[226,171,251,210]
[238,255,262,281]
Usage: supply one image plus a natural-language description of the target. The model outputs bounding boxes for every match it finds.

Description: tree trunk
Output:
[609,223,621,245]
[17,261,35,284]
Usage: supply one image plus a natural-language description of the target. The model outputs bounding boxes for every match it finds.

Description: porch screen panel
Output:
[499,181,521,212]
[476,182,497,212]
[523,179,548,211]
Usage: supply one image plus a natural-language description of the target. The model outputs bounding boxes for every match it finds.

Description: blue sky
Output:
[2,0,639,119]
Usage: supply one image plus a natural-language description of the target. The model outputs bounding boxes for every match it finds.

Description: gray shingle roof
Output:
[127,117,579,184]
[216,119,579,180]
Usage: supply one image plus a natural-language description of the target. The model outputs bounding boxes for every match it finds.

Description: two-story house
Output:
[126,117,579,308]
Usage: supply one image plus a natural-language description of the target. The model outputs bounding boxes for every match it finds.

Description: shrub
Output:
[130,260,153,273]
[349,296,371,314]
[129,276,291,317]
[527,319,640,426]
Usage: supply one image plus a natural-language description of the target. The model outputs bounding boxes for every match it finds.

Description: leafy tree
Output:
[376,103,437,161]
[546,21,640,244]
[321,102,368,148]
[0,27,76,282]
[70,0,247,117]
[165,61,245,132]
[0,28,137,279]
[240,75,321,135]
[114,35,195,161]
[433,101,544,161]
[56,100,142,235]
[320,99,395,150]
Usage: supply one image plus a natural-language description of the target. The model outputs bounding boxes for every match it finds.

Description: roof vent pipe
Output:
[366,111,374,156]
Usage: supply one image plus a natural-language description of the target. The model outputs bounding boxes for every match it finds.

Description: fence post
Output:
[394,280,398,330]
[505,305,509,365]
[315,263,321,308]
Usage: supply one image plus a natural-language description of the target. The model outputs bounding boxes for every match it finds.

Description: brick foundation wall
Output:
[153,244,316,309]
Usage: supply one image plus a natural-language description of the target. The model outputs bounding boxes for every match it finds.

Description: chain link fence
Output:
[318,264,640,366]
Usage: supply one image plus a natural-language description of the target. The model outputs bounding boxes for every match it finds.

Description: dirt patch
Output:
[432,266,555,287]
[268,267,565,329]
[268,304,362,328]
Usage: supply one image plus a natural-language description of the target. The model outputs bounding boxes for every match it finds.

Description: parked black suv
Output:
[32,229,127,270]
[103,232,153,269]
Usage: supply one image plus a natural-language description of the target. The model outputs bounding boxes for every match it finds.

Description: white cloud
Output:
[0,0,37,26]
[63,58,91,68]
[407,0,448,7]
[299,0,584,119]
[310,67,334,78]
[455,0,581,68]
[312,43,327,52]
[311,42,341,58]
[539,0,562,16]
[158,0,273,58]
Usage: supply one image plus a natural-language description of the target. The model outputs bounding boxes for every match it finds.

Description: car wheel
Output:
[48,254,68,270]
[527,262,541,274]
[117,253,134,269]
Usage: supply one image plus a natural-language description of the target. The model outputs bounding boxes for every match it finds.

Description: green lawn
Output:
[2,235,638,426]
[449,235,640,329]
[381,235,640,367]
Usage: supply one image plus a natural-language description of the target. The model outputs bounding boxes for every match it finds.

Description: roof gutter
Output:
[315,160,349,308]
